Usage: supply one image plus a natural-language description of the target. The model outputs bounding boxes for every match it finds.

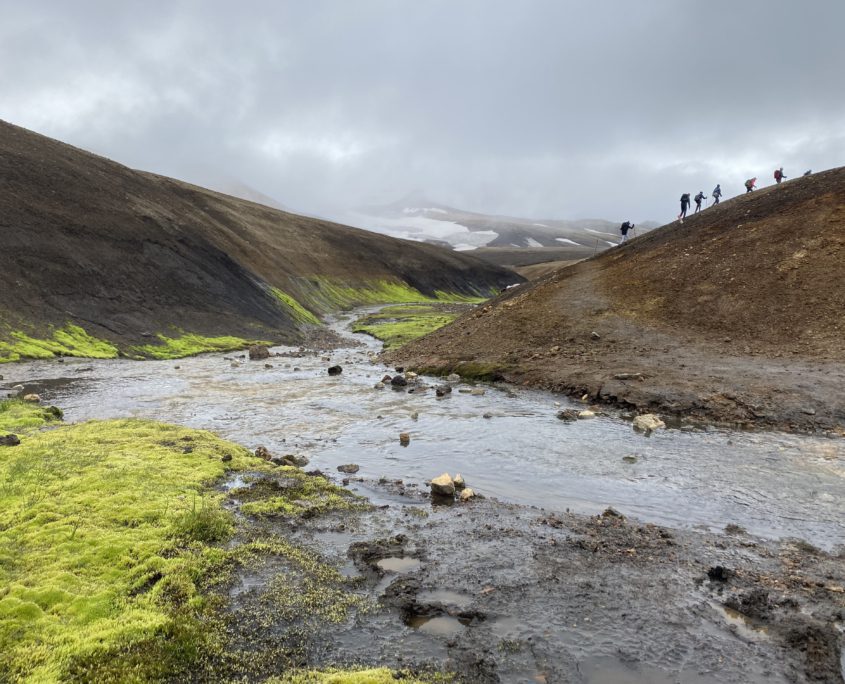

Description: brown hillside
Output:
[391,168,845,430]
[0,121,518,347]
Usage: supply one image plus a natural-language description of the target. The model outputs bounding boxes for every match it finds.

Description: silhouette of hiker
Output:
[620,220,635,243]
[694,191,707,213]
[744,178,756,193]
[774,167,787,184]
[678,193,691,222]
[803,169,812,176]
[712,184,722,205]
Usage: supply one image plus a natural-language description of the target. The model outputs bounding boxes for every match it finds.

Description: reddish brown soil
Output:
[390,168,845,432]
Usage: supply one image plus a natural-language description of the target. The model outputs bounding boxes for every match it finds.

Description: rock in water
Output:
[446,373,461,383]
[430,473,455,497]
[556,409,579,422]
[578,410,596,419]
[470,388,486,396]
[249,345,271,360]
[459,488,476,502]
[0,434,21,447]
[435,385,452,397]
[399,432,411,446]
[391,375,407,387]
[337,463,360,474]
[255,446,273,460]
[23,393,41,403]
[327,365,343,376]
[632,414,666,434]
[453,473,466,490]
[381,374,393,384]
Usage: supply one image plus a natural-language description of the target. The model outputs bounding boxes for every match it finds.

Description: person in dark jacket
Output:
[694,191,707,213]
[678,193,691,222]
[620,220,635,243]
[712,184,722,205]
[774,167,787,184]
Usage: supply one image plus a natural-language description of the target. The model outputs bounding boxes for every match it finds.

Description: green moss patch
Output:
[352,304,467,350]
[271,288,322,326]
[233,472,369,518]
[131,333,268,360]
[0,399,63,437]
[269,668,451,683]
[0,324,119,364]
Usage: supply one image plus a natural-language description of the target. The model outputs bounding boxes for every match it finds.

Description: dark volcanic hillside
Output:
[391,168,845,430]
[0,121,518,352]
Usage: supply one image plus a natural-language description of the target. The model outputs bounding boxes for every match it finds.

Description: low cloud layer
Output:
[3,1,844,223]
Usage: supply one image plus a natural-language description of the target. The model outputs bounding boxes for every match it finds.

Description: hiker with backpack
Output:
[712,184,722,205]
[774,167,787,184]
[744,178,757,193]
[694,191,707,213]
[619,220,635,243]
[678,193,691,222]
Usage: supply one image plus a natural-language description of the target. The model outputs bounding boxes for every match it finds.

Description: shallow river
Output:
[3,311,844,550]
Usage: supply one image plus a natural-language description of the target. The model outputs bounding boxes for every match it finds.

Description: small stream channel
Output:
[3,309,844,551]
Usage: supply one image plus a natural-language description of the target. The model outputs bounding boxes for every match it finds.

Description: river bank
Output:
[1,313,843,682]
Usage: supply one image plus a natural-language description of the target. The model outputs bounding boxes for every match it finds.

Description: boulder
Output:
[264,363,274,369]
[435,385,452,397]
[0,434,21,447]
[430,473,455,497]
[337,463,360,474]
[327,365,343,376]
[459,488,476,502]
[381,374,394,384]
[23,394,41,403]
[276,454,309,467]
[399,432,411,446]
[632,414,666,434]
[255,446,272,461]
[578,410,596,419]
[470,388,486,396]
[391,375,407,387]
[453,473,466,490]
[556,409,579,422]
[221,453,233,462]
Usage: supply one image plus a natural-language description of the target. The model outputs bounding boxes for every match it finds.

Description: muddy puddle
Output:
[4,310,843,551]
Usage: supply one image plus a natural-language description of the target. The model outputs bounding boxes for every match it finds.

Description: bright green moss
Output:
[131,333,268,360]
[0,399,63,436]
[270,668,452,683]
[352,304,465,350]
[271,288,322,326]
[0,324,119,363]
[0,418,268,682]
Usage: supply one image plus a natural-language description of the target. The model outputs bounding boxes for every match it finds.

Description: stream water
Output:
[3,311,844,551]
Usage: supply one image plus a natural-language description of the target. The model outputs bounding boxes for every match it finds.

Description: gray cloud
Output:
[2,0,844,224]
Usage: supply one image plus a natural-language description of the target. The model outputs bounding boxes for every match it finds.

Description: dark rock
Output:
[707,566,732,582]
[391,375,407,387]
[435,384,452,397]
[273,454,310,467]
[337,463,360,474]
[249,345,271,360]
[327,365,343,376]
[0,434,21,447]
[221,453,233,462]
[264,363,274,369]
[394,366,405,373]
[556,409,579,422]
[381,374,393,384]
[255,446,272,461]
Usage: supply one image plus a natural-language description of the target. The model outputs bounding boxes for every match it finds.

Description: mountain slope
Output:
[390,168,845,430]
[0,121,519,356]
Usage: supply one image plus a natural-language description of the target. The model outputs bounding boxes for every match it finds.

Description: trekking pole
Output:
[593,238,599,256]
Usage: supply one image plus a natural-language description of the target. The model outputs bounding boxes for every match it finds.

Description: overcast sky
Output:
[3,1,844,224]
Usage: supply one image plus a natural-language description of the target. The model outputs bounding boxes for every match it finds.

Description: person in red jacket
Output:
[744,178,757,193]
[774,167,787,184]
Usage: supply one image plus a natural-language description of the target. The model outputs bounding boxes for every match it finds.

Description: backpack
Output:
[680,194,689,202]
[774,169,782,180]
[745,179,753,189]
[695,193,703,202]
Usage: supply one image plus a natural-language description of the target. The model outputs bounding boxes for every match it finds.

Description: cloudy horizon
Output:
[3,0,844,225]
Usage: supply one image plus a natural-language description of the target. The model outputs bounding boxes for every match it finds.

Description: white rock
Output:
[459,488,476,502]
[446,373,461,383]
[578,410,596,419]
[470,388,486,396]
[633,414,666,433]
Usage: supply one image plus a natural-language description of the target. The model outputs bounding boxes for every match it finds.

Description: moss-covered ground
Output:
[269,668,452,683]
[0,398,63,436]
[352,304,471,350]
[0,324,119,364]
[0,408,377,682]
[130,332,270,360]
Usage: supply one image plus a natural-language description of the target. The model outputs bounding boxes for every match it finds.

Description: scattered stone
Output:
[707,566,733,582]
[590,331,601,340]
[23,394,41,403]
[453,473,466,490]
[633,414,666,434]
[264,363,274,369]
[221,453,232,462]
[405,371,418,380]
[556,409,579,422]
[601,507,623,519]
[578,410,596,419]
[374,382,385,390]
[399,432,411,446]
[435,385,452,397]
[322,356,331,362]
[622,455,638,464]
[430,472,455,497]
[381,374,393,384]
[337,463,360,474]
[470,388,486,396]
[294,367,301,372]
[394,366,405,373]
[410,412,419,420]
[483,412,493,419]
[613,372,645,381]
[459,487,476,502]
[249,345,271,360]
[0,434,21,447]
[254,446,272,461]
[327,365,343,376]
[391,375,407,387]
[276,454,309,467]
[230,362,240,368]
[173,365,181,370]
[446,373,461,383]
[458,388,472,394]
[801,408,817,416]
[12,384,24,391]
